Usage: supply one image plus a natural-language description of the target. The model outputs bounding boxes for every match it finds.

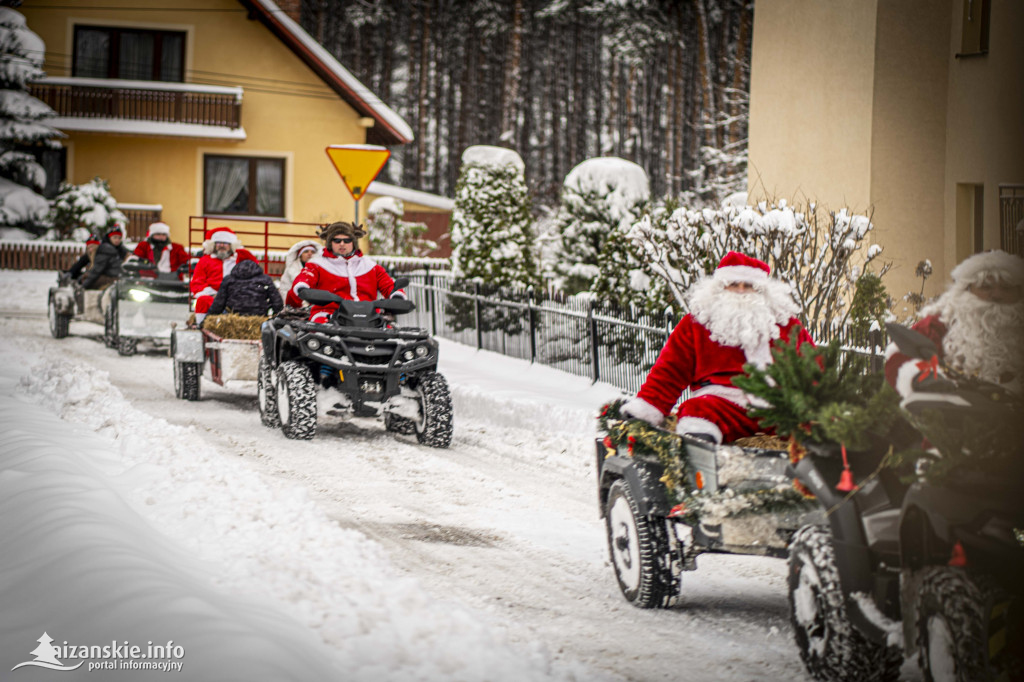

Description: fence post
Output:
[424,265,437,335]
[473,281,483,350]
[527,287,536,363]
[869,326,883,374]
[588,300,600,383]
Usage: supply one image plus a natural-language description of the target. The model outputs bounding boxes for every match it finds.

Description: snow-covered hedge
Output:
[47,177,127,241]
[629,199,885,327]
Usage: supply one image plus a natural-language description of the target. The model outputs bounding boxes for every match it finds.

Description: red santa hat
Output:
[949,250,1024,289]
[147,221,171,238]
[713,251,770,284]
[202,226,240,253]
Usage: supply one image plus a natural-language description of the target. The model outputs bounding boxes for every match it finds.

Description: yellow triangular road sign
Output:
[325,144,391,201]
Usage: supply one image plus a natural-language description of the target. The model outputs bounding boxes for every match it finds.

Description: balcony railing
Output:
[29,77,242,130]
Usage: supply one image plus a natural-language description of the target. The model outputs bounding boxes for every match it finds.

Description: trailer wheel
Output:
[384,411,416,435]
[605,478,677,609]
[257,351,281,428]
[173,360,201,401]
[48,297,70,339]
[276,360,317,440]
[412,371,452,448]
[117,337,138,356]
[917,567,1021,682]
[788,524,901,682]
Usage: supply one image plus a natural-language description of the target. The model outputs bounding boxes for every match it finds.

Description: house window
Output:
[203,155,285,217]
[958,0,990,57]
[73,26,185,81]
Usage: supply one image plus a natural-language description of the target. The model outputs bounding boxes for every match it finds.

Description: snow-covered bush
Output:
[450,145,537,287]
[550,157,649,295]
[365,196,438,257]
[0,7,62,229]
[628,199,887,329]
[48,178,127,241]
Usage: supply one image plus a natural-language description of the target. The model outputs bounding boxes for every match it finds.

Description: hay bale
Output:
[732,434,789,450]
[202,313,267,340]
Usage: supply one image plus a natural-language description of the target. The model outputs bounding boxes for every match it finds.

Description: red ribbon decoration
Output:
[915,355,940,383]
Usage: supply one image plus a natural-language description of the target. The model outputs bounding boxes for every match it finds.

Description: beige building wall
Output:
[23,0,373,246]
[748,0,1024,310]
[746,1,878,209]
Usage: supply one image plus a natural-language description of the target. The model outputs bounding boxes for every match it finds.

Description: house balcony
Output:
[29,77,245,140]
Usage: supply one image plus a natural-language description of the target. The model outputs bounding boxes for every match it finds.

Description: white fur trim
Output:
[714,264,769,284]
[390,289,407,299]
[311,311,330,323]
[147,222,171,236]
[195,313,206,323]
[620,397,665,426]
[950,250,1024,288]
[894,360,922,399]
[691,385,770,409]
[675,417,723,444]
[212,231,238,244]
[292,282,309,292]
[198,286,217,298]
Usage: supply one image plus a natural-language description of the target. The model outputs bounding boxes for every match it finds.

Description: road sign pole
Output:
[354,198,359,225]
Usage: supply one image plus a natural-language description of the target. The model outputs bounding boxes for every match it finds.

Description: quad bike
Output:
[258,278,454,447]
[596,429,824,609]
[787,323,1024,682]
[48,259,189,356]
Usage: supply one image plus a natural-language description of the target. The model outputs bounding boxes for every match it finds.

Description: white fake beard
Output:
[688,278,798,366]
[213,248,233,261]
[931,288,1024,386]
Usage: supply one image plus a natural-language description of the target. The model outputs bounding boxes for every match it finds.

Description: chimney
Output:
[276,0,301,24]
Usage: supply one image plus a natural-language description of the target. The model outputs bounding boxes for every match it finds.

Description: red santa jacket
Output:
[190,249,258,298]
[637,315,814,416]
[290,249,403,322]
[884,315,947,397]
[133,240,189,279]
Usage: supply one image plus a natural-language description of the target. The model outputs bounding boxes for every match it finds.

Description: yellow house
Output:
[21,0,415,252]
[746,0,1024,304]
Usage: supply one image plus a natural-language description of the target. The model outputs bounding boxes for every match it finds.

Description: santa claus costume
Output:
[190,227,257,322]
[289,222,405,322]
[621,251,813,444]
[132,221,189,279]
[885,250,1024,399]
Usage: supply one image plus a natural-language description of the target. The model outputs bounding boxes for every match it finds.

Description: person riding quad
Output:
[885,249,1024,400]
[620,251,814,444]
[205,259,284,319]
[190,227,257,324]
[133,221,189,279]
[278,239,320,304]
[80,226,130,290]
[288,221,405,322]
[67,234,101,282]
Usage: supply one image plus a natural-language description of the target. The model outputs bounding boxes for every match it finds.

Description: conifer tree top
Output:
[461,145,524,172]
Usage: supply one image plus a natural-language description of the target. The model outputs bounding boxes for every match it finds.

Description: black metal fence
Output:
[381,262,888,394]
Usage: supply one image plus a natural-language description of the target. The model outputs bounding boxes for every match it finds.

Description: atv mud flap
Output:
[596,442,671,518]
[172,329,205,363]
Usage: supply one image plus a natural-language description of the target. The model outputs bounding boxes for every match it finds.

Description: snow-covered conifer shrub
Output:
[628,199,887,330]
[450,145,537,287]
[0,7,62,230]
[48,178,127,241]
[550,157,649,296]
[366,196,438,257]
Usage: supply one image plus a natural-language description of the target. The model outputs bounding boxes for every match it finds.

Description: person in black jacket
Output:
[67,234,101,281]
[205,259,283,318]
[81,226,130,290]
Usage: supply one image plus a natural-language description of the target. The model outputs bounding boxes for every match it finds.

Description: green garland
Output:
[597,398,812,521]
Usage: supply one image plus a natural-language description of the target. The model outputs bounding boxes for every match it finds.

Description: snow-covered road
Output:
[0,270,822,681]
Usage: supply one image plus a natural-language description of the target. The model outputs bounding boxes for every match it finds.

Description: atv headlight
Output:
[414,345,428,357]
[322,345,334,356]
[128,289,151,302]
[306,338,321,351]
[402,349,415,361]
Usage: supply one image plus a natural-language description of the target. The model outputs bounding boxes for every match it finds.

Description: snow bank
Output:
[3,344,581,681]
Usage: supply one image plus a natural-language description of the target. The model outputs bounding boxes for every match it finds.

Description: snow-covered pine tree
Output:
[48,178,127,241]
[551,157,649,296]
[366,196,438,257]
[450,145,537,287]
[0,7,61,230]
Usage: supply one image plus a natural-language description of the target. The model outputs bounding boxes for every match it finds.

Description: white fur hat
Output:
[950,250,1024,288]
[147,221,171,237]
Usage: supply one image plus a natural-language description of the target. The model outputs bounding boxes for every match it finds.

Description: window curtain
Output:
[119,32,154,80]
[160,34,184,82]
[205,157,249,214]
[255,160,283,216]
[74,29,109,78]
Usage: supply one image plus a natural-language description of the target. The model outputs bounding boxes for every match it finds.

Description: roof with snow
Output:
[239,0,413,146]
[367,181,454,211]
